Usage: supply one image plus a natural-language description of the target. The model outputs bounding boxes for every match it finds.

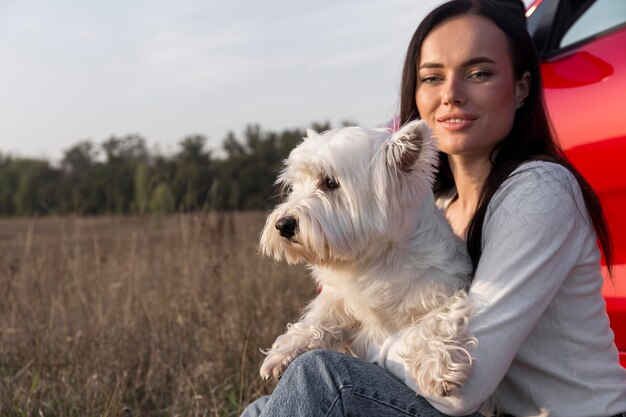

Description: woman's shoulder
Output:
[509,160,576,183]
[501,160,579,197]
[489,160,583,219]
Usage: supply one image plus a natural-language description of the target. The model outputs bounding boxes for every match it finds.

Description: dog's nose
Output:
[275,216,297,238]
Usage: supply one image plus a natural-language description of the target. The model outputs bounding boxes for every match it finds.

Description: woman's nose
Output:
[442,78,466,105]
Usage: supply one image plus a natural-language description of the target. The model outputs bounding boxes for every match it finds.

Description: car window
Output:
[560,0,626,48]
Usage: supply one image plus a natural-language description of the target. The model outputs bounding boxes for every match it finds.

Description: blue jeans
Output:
[241,349,484,417]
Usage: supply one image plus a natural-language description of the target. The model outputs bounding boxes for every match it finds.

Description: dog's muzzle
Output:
[275,216,297,239]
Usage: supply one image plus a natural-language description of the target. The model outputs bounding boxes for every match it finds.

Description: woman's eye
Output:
[323,176,340,190]
[419,75,442,84]
[469,70,492,80]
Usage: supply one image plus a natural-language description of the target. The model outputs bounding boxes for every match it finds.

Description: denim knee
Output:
[283,349,351,388]
[292,349,341,365]
[289,350,345,374]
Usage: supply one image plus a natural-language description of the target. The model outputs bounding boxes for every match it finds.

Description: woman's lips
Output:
[437,114,478,131]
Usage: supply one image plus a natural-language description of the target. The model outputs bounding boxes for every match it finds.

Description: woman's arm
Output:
[376,161,597,415]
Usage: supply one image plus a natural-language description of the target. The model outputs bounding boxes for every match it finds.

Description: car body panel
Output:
[528,0,626,367]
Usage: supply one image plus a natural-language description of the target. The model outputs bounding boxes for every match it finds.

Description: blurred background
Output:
[0,0,464,216]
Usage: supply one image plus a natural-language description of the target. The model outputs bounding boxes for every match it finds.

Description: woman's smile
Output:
[436,113,479,132]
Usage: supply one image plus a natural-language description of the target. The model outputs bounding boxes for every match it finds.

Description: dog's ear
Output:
[374,120,437,217]
[306,129,319,139]
[387,120,430,173]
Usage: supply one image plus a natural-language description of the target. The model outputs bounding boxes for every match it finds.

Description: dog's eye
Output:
[323,176,340,190]
[282,183,294,195]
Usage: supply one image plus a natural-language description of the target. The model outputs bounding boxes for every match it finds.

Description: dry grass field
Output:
[0,212,313,416]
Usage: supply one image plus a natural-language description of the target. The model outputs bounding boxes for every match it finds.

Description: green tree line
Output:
[0,121,341,216]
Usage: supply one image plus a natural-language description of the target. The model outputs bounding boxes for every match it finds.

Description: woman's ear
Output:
[516,71,531,109]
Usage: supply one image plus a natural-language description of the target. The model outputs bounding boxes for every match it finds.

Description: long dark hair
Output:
[399,0,613,275]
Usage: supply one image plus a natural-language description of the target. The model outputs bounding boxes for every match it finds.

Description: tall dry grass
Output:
[0,212,313,416]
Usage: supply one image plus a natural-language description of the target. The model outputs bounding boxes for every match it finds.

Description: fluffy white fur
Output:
[259,120,475,397]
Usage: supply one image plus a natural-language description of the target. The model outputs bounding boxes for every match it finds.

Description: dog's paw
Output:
[404,344,472,397]
[259,352,294,380]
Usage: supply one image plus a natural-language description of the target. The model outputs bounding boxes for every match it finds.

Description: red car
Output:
[527,0,626,366]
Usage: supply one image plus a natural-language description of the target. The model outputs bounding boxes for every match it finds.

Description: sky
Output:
[0,0,532,162]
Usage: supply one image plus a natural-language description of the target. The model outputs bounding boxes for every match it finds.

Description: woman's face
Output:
[416,14,529,162]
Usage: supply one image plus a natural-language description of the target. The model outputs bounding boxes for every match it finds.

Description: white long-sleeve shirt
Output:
[372,161,626,417]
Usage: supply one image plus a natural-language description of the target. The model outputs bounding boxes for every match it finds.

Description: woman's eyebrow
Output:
[418,56,497,70]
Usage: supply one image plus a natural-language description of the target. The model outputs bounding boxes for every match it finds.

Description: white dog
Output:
[259,120,474,397]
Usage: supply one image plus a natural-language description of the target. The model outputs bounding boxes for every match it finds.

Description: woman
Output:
[241,1,626,416]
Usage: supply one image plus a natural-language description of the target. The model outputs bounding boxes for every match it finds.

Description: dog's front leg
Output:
[401,290,475,397]
[260,291,354,380]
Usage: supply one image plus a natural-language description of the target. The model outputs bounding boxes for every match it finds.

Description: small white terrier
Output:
[259,120,474,396]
